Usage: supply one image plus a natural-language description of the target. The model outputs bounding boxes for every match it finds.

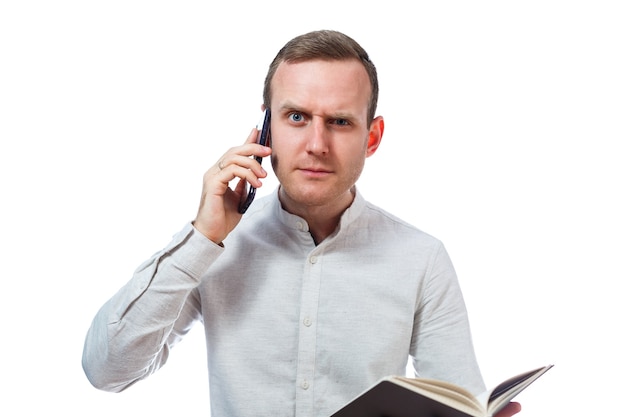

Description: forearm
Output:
[82,223,221,392]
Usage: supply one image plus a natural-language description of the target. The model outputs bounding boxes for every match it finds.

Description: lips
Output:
[298,166,333,178]
[302,166,331,173]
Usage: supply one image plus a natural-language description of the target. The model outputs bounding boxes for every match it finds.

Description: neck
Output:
[304,208,343,245]
[279,187,356,245]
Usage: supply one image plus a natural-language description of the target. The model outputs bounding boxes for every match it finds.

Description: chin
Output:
[282,183,354,210]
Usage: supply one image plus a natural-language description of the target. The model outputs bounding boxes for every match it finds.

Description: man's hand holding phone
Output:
[193,110,272,245]
[238,109,271,213]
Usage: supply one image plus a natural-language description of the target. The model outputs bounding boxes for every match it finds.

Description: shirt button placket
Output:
[294,250,322,417]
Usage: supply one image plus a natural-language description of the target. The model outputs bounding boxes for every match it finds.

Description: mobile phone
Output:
[238,109,271,214]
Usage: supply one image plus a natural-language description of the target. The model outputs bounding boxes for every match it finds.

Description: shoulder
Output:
[361,199,442,247]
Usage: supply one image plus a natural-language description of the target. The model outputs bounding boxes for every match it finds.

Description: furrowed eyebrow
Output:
[278,102,356,121]
[330,112,355,121]
[278,101,306,113]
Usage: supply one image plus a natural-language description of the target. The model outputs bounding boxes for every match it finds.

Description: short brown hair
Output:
[263,30,379,125]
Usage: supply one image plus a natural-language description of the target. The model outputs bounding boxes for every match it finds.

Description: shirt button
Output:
[310,256,318,264]
[301,380,310,390]
[296,222,304,230]
[303,317,312,327]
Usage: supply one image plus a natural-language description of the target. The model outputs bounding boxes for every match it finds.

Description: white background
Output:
[1,1,624,415]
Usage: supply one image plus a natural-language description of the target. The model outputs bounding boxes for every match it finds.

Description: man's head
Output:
[263,31,384,218]
[263,30,379,125]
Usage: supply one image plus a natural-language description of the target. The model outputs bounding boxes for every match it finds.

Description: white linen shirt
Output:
[83,188,485,417]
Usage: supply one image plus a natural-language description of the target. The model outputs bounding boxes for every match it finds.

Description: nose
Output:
[305,117,330,155]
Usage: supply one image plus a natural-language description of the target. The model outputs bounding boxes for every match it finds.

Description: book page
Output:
[394,377,484,416]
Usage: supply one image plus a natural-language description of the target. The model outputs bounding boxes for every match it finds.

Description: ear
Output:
[366,116,384,157]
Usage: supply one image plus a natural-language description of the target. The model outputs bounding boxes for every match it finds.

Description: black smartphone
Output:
[238,109,271,214]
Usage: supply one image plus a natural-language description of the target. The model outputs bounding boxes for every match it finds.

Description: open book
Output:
[330,364,553,417]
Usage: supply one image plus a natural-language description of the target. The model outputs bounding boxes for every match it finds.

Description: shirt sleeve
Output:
[409,242,487,395]
[81,222,222,392]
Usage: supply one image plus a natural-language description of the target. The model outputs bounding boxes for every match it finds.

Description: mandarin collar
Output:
[272,187,366,235]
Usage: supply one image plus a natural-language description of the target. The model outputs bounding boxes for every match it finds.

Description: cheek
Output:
[342,143,369,177]
[270,153,279,174]
[269,139,283,170]
[268,131,298,167]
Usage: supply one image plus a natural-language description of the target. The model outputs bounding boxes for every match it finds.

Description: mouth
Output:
[298,166,333,178]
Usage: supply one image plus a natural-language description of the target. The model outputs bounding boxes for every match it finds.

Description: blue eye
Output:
[334,119,349,126]
[288,113,304,123]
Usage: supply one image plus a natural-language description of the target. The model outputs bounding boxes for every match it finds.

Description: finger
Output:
[496,402,522,417]
[228,161,267,188]
[217,150,267,175]
[244,127,259,144]
[216,129,270,174]
[234,177,247,196]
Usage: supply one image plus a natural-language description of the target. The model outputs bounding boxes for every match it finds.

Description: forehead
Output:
[270,59,371,115]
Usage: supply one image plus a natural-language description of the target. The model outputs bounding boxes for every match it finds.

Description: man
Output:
[82,30,521,417]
